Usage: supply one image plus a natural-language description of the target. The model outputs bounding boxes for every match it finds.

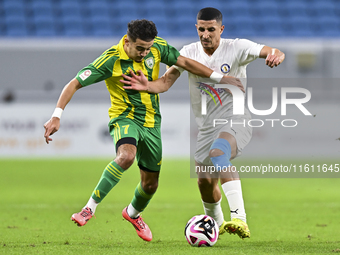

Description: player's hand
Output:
[120,70,149,92]
[220,76,245,93]
[265,50,285,68]
[43,117,60,144]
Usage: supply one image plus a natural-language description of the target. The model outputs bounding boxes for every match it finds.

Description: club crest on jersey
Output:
[221,64,231,74]
[79,70,92,81]
[145,57,154,69]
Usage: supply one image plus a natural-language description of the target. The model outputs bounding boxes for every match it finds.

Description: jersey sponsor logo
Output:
[145,57,154,69]
[79,70,92,81]
[197,82,223,106]
[221,63,231,74]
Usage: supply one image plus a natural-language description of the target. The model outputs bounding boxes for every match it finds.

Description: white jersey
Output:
[174,38,264,130]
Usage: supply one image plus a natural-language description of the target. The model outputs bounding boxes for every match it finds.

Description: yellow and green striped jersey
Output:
[75,35,180,128]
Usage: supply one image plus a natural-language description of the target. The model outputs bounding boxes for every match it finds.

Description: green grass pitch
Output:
[1,158,340,254]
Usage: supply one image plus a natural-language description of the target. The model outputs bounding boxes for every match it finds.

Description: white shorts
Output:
[194,112,252,166]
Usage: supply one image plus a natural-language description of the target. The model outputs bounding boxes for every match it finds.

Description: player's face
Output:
[196,20,224,53]
[125,37,154,62]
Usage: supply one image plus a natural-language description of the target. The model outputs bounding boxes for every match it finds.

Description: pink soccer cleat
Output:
[122,207,152,241]
[71,207,94,226]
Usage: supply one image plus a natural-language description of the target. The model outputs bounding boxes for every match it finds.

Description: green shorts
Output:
[109,118,162,172]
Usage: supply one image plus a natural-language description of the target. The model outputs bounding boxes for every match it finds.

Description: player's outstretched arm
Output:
[121,55,245,93]
[219,76,245,93]
[44,78,82,144]
[260,46,285,68]
[121,67,181,94]
[175,55,214,78]
[175,55,245,92]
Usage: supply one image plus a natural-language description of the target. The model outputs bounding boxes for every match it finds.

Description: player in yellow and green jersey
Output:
[77,35,174,129]
[43,19,231,242]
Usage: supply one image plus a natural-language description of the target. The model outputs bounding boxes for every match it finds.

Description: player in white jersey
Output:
[121,8,285,239]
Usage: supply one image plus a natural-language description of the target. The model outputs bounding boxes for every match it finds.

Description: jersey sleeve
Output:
[234,39,264,66]
[172,46,189,74]
[153,37,180,66]
[75,54,116,87]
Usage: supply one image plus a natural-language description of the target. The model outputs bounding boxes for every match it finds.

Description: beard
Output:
[201,39,213,49]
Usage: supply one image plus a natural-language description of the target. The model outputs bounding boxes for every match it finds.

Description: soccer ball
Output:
[184,215,219,247]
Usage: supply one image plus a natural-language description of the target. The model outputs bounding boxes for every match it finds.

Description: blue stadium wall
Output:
[1,0,340,37]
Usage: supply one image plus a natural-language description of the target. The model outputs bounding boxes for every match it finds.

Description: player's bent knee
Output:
[209,139,232,168]
[209,138,232,158]
[209,148,224,158]
[142,181,158,194]
[116,152,135,170]
[197,178,216,190]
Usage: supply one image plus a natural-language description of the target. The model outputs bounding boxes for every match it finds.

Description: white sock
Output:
[84,197,99,214]
[127,204,140,218]
[202,198,224,227]
[222,180,247,222]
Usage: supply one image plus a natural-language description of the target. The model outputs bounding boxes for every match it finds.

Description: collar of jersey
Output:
[199,39,223,63]
[117,35,130,60]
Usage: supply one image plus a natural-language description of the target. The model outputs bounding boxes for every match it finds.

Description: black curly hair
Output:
[127,19,158,42]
